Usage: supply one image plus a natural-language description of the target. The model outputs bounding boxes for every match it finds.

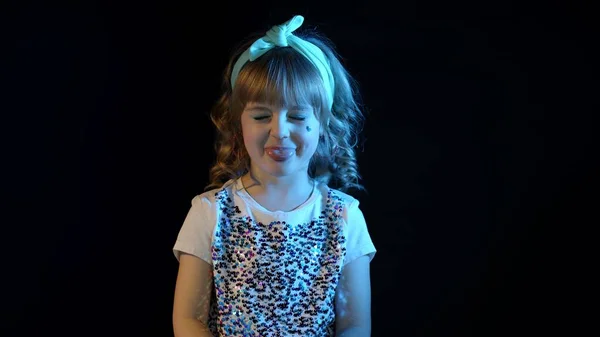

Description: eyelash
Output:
[253,116,306,121]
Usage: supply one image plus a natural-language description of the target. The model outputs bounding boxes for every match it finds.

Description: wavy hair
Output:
[205,28,366,193]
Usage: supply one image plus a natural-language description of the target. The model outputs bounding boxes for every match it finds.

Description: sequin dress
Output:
[173,178,376,337]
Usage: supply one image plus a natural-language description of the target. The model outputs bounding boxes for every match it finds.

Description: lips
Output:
[265,147,295,161]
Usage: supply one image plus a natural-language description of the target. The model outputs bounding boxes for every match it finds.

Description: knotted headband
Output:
[230,15,335,110]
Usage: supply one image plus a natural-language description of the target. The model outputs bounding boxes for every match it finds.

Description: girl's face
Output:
[241,101,321,178]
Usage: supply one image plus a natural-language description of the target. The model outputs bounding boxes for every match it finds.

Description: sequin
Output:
[207,188,347,336]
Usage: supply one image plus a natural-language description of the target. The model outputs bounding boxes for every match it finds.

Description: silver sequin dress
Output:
[173,178,376,337]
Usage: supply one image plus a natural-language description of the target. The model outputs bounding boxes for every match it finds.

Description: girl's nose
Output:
[270,116,290,139]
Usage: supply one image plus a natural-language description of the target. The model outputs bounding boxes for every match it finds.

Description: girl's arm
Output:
[335,255,372,337]
[172,253,215,337]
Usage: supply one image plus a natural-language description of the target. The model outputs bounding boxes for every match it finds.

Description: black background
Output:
[4,0,597,336]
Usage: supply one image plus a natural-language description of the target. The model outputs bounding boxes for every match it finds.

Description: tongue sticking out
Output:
[266,148,294,161]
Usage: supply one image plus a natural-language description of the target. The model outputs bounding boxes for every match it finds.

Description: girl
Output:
[172,15,376,337]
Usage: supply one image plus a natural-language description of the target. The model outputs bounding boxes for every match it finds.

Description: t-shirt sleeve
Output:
[343,199,377,266]
[172,195,215,265]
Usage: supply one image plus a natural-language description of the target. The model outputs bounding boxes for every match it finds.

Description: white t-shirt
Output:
[173,178,376,336]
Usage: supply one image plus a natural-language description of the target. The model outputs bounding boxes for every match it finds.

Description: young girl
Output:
[172,15,376,337]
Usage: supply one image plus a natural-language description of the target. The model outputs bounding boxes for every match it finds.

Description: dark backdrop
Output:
[4,1,596,336]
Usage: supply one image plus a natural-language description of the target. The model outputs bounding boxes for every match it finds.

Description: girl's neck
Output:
[241,169,315,212]
[244,168,312,192]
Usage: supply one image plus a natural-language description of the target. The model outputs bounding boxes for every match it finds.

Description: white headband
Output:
[230,15,335,110]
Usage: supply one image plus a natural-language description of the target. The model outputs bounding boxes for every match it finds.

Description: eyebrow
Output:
[245,105,311,112]
[290,105,312,110]
[245,106,271,113]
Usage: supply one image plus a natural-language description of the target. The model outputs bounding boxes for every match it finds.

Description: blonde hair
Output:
[205,29,366,193]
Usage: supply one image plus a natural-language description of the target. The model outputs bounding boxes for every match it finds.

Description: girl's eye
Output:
[252,115,306,121]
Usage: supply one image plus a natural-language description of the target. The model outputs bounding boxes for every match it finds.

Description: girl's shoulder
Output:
[321,183,358,202]
[191,179,237,208]
[318,183,360,211]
